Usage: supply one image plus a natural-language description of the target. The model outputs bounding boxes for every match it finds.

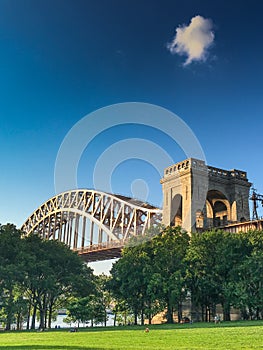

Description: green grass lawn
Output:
[0,321,262,350]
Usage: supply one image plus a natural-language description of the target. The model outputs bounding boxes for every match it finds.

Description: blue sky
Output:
[1,0,263,240]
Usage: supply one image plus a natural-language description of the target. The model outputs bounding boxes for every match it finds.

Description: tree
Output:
[12,289,28,330]
[234,231,263,319]
[150,226,190,323]
[21,234,95,329]
[185,231,217,321]
[96,274,112,326]
[66,294,105,327]
[109,233,158,325]
[66,297,91,327]
[109,226,189,324]
[0,224,24,330]
[186,230,252,321]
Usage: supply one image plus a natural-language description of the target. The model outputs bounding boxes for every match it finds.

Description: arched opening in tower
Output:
[206,190,230,228]
[170,194,182,226]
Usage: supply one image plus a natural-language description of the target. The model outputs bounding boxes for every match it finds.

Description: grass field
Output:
[0,321,262,350]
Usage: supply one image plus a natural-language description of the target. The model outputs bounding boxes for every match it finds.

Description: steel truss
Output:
[21,189,162,261]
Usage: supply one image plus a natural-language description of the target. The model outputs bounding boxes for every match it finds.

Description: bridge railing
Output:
[222,219,263,233]
[74,239,124,253]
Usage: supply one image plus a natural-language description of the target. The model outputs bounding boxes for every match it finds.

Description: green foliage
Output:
[20,234,96,330]
[0,224,24,330]
[1,221,262,331]
[233,231,263,319]
[150,226,190,323]
[110,226,263,323]
[66,294,105,326]
[0,223,96,330]
[95,274,112,326]
[109,226,189,324]
[185,230,257,321]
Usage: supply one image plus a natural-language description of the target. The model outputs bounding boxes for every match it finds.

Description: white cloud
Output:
[167,15,215,66]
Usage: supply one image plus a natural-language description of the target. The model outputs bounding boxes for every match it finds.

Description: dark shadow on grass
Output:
[0,346,108,350]
[83,320,262,332]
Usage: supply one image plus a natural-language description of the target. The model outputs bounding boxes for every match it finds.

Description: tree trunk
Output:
[222,303,231,321]
[211,303,216,321]
[38,295,46,330]
[141,309,144,326]
[191,297,201,322]
[26,303,31,330]
[205,306,211,322]
[201,305,205,322]
[6,290,14,330]
[16,311,21,330]
[249,307,253,320]
[104,310,107,327]
[148,313,152,325]
[31,304,37,329]
[256,307,260,320]
[166,300,174,324]
[39,307,45,330]
[134,311,137,325]
[5,312,12,330]
[48,302,53,329]
[44,309,47,329]
[147,300,152,325]
[177,302,183,323]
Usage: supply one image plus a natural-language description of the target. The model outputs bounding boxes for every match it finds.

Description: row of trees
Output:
[1,223,262,329]
[0,224,96,330]
[108,226,263,323]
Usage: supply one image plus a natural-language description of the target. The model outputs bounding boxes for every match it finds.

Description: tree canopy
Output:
[109,226,263,323]
[1,223,262,329]
[0,223,95,330]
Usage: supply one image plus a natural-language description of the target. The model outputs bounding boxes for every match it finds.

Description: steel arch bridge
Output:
[21,189,162,262]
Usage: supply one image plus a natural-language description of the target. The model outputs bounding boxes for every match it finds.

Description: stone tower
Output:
[160,158,251,232]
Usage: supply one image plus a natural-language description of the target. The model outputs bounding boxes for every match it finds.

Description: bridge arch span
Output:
[21,189,162,261]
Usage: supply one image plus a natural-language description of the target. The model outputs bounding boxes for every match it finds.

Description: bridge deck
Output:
[76,220,263,262]
[75,243,123,262]
[222,219,263,233]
